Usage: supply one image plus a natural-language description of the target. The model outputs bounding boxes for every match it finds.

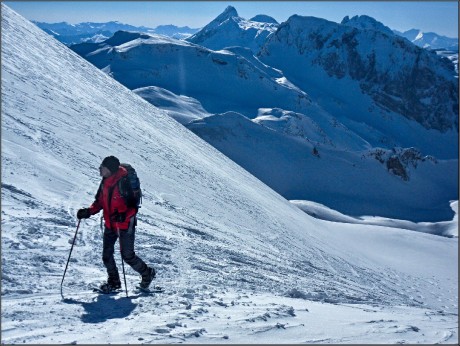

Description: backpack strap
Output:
[107,182,119,225]
[95,179,104,201]
[117,176,130,200]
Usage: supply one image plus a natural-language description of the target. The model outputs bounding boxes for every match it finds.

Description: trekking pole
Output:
[61,219,81,294]
[117,228,129,297]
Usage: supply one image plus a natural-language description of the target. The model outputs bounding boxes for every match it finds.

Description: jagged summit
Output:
[341,14,394,36]
[201,5,239,30]
[219,5,239,19]
[186,6,278,52]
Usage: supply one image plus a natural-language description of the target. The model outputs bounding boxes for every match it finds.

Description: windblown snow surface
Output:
[1,5,458,344]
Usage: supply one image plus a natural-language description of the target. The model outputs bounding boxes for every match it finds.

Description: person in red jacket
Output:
[77,156,155,292]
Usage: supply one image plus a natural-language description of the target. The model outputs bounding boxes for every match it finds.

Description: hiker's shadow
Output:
[62,294,138,323]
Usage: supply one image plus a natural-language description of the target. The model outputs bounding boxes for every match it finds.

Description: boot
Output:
[100,274,121,292]
[139,267,155,289]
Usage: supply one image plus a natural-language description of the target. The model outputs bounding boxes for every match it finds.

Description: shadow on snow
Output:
[62,294,138,323]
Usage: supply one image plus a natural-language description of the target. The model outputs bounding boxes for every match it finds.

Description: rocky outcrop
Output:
[367,147,437,181]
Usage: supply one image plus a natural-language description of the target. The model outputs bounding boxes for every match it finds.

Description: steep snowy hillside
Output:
[186,6,278,53]
[259,15,458,152]
[69,31,314,118]
[1,5,457,343]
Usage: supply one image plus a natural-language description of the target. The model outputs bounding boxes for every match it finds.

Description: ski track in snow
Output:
[1,4,458,344]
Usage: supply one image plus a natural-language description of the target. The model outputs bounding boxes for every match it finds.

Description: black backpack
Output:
[118,163,142,209]
[95,163,142,210]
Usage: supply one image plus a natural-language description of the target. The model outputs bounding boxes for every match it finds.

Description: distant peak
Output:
[215,6,239,21]
[285,15,334,28]
[103,30,151,46]
[223,5,238,16]
[249,14,278,24]
[197,5,240,31]
[341,15,394,36]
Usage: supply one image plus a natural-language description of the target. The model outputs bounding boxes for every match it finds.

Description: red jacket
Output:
[89,166,137,231]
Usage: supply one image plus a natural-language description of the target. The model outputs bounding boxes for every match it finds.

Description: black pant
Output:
[102,217,148,279]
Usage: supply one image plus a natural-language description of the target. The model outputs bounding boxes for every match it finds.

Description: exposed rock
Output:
[386,156,409,181]
[367,147,438,181]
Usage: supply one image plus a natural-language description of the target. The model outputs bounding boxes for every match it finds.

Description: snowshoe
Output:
[94,279,122,294]
[139,267,156,289]
[135,285,164,294]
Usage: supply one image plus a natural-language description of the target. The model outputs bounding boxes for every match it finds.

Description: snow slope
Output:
[187,111,458,222]
[69,31,313,118]
[133,86,210,124]
[292,200,459,238]
[1,5,458,344]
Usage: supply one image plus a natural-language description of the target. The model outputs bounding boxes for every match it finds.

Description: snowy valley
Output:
[1,4,458,344]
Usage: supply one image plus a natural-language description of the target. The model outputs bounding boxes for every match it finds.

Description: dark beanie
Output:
[101,156,120,174]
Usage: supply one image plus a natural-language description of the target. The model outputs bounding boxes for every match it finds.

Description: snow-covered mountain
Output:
[186,6,278,53]
[395,28,459,51]
[33,20,198,45]
[340,16,458,74]
[259,15,458,134]
[343,18,458,75]
[1,4,458,343]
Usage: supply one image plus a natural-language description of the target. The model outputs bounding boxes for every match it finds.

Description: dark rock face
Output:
[386,156,409,181]
[368,147,437,181]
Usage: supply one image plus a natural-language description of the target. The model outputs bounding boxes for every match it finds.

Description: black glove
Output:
[77,208,91,219]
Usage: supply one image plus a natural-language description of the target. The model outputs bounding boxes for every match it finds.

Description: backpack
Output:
[118,163,142,210]
[95,163,143,210]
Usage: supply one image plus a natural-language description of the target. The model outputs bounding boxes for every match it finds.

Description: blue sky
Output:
[5,1,459,37]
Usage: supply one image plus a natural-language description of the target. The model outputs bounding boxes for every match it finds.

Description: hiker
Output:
[77,155,155,292]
